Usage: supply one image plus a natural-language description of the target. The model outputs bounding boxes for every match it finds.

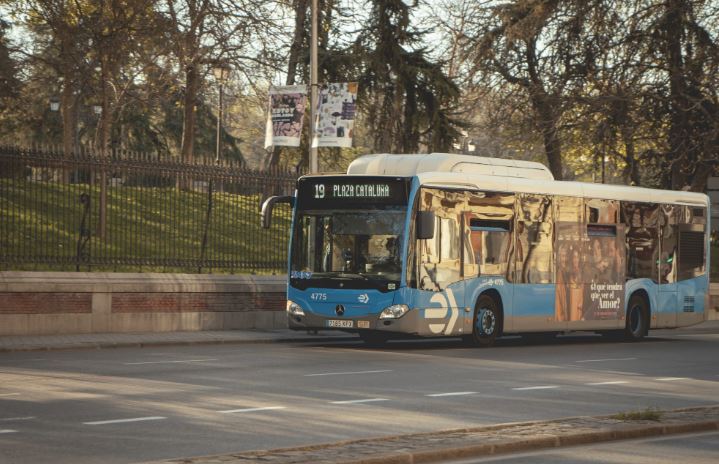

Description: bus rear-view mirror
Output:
[416,211,435,240]
[261,195,295,228]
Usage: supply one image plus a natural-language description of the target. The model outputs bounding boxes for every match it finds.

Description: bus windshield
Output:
[290,209,406,291]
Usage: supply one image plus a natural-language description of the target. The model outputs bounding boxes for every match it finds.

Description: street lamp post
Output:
[212,62,231,164]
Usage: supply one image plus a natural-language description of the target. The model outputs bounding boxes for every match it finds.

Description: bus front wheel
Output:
[624,294,649,341]
[466,294,501,347]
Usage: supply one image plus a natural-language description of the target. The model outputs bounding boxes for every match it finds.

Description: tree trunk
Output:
[60,75,75,183]
[266,0,308,171]
[533,95,563,180]
[96,56,112,240]
[664,0,690,190]
[286,0,308,87]
[621,126,640,186]
[181,63,199,165]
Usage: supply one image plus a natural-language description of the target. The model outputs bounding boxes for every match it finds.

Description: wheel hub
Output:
[477,309,496,336]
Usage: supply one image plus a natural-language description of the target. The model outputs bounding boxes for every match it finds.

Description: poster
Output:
[555,219,625,322]
[264,85,307,148]
[312,82,358,148]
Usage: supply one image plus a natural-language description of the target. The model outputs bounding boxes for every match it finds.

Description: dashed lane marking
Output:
[655,377,689,381]
[585,381,629,386]
[123,359,218,365]
[83,416,166,425]
[305,369,392,377]
[218,407,286,414]
[0,417,35,422]
[426,392,478,397]
[0,393,20,397]
[575,357,637,363]
[512,385,560,391]
[0,429,18,434]
[330,398,389,405]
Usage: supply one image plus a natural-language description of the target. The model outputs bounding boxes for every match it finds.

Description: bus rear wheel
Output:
[466,294,501,347]
[624,294,649,341]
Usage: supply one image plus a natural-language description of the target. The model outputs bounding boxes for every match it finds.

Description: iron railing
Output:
[0,146,299,273]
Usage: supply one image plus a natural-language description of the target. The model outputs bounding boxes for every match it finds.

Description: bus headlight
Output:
[286,300,306,316]
[379,304,409,319]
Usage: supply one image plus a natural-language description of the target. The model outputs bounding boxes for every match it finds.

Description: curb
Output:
[340,420,719,464]
[0,334,359,353]
[143,406,719,464]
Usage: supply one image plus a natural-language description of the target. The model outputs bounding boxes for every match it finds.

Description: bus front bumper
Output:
[287,309,432,336]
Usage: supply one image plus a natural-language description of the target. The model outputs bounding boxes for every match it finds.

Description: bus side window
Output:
[465,191,514,278]
[516,194,553,284]
[418,189,462,291]
[468,218,511,276]
[660,204,679,284]
[677,206,706,281]
[623,202,660,282]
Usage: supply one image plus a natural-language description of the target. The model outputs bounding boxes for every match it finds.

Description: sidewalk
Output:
[1,320,718,353]
[141,405,719,464]
[0,329,356,352]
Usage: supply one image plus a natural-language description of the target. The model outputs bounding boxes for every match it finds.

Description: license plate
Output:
[327,320,353,328]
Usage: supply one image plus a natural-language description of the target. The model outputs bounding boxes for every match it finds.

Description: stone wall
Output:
[0,272,287,336]
[0,272,716,336]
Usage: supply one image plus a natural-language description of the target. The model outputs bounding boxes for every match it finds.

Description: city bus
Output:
[262,153,711,346]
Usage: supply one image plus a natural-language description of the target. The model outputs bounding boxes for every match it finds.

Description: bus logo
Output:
[335,305,345,316]
[358,293,369,304]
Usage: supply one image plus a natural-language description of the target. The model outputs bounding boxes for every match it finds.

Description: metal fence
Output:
[0,146,298,274]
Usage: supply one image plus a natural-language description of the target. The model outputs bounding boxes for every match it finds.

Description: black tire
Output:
[624,294,649,341]
[467,294,501,347]
[359,331,389,347]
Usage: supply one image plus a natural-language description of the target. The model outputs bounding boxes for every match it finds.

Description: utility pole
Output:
[309,0,319,173]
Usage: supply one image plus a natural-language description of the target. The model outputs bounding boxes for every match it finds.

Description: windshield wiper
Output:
[336,272,372,281]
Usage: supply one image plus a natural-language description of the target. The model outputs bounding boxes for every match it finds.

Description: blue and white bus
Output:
[262,153,711,346]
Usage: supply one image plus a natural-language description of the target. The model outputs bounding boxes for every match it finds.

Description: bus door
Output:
[658,205,679,327]
[512,194,559,332]
[415,188,467,337]
[464,191,515,330]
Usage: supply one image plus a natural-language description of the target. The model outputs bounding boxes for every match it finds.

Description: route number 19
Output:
[314,184,325,199]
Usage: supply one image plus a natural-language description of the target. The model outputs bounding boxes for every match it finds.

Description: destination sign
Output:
[297,176,410,209]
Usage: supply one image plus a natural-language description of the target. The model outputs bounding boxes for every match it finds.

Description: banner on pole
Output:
[312,82,358,148]
[264,85,307,148]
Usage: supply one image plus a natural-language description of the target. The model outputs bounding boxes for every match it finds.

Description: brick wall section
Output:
[0,293,92,314]
[112,292,285,313]
[0,272,288,335]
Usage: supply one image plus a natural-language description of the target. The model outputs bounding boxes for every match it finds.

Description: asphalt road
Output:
[452,430,719,463]
[1,328,718,464]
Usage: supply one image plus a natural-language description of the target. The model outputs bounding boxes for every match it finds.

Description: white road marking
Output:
[585,381,629,386]
[123,359,217,365]
[0,429,18,434]
[512,385,559,391]
[218,406,286,414]
[305,369,392,377]
[575,357,637,363]
[330,398,389,405]
[655,377,689,381]
[83,416,166,425]
[0,417,35,422]
[426,392,477,397]
[0,393,20,397]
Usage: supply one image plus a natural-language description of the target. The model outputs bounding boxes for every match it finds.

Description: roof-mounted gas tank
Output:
[347,153,554,181]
